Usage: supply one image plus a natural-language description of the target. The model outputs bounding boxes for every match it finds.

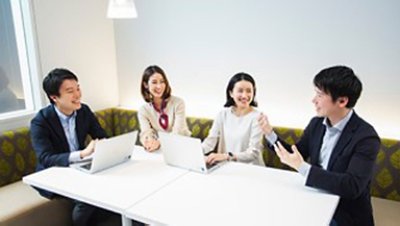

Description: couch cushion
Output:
[371,138,400,201]
[0,181,73,226]
[94,108,115,138]
[0,128,36,187]
[372,197,400,226]
[112,109,140,136]
[186,117,213,141]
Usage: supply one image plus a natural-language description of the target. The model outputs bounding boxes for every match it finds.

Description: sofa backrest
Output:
[186,117,213,141]
[0,128,36,187]
[111,109,140,136]
[372,139,400,201]
[93,108,115,137]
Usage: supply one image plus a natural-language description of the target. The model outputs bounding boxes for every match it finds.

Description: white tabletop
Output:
[125,162,339,226]
[23,146,339,226]
[23,146,188,214]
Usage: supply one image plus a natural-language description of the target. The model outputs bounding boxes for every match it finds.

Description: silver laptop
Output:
[70,131,138,174]
[159,132,224,174]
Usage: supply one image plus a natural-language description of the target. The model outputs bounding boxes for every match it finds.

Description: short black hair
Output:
[224,72,258,107]
[313,65,362,108]
[43,68,78,104]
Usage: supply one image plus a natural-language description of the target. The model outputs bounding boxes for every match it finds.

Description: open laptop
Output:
[70,130,138,174]
[158,132,225,174]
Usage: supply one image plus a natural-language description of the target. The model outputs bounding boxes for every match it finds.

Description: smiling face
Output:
[144,73,166,101]
[312,87,342,118]
[229,80,254,110]
[51,79,81,115]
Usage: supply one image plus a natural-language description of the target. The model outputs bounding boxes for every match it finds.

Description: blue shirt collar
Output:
[323,109,353,132]
[53,105,77,121]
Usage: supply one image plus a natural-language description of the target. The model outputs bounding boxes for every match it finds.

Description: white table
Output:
[23,146,188,226]
[125,162,339,226]
[24,146,339,226]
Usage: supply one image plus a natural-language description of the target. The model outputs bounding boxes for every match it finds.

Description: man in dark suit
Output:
[258,66,380,226]
[30,68,119,226]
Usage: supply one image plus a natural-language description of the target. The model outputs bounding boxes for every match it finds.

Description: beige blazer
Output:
[138,96,191,144]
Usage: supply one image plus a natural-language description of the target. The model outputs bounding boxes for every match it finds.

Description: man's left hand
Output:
[273,141,304,171]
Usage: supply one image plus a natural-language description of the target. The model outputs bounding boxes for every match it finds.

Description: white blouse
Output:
[202,107,264,166]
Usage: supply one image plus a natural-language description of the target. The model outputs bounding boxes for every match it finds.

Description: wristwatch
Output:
[228,152,234,161]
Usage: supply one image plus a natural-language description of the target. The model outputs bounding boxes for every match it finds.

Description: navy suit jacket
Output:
[268,112,380,226]
[30,104,106,198]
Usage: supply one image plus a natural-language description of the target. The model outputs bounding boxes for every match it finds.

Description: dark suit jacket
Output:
[267,112,380,226]
[30,104,107,198]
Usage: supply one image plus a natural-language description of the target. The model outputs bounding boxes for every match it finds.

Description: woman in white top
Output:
[203,72,264,166]
[138,65,191,152]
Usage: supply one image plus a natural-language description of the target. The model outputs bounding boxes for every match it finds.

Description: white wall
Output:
[114,0,400,139]
[33,0,119,111]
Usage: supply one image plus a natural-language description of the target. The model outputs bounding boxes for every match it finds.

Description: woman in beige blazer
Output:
[138,65,191,152]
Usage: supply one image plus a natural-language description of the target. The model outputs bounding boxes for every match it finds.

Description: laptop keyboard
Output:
[206,162,217,170]
[81,162,92,170]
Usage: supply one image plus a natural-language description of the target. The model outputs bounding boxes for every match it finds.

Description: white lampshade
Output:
[107,0,137,19]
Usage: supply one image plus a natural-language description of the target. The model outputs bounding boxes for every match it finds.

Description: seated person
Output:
[258,66,380,226]
[30,68,122,226]
[138,65,191,152]
[202,72,264,166]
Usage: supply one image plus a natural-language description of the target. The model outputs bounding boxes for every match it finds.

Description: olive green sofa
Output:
[0,108,399,226]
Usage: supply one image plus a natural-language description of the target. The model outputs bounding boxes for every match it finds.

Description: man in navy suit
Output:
[258,66,380,226]
[30,68,119,226]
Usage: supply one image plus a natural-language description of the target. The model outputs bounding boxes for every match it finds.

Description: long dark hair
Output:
[224,72,257,107]
[140,65,172,103]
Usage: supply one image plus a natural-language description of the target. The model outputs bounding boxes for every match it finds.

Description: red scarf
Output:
[153,99,168,130]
